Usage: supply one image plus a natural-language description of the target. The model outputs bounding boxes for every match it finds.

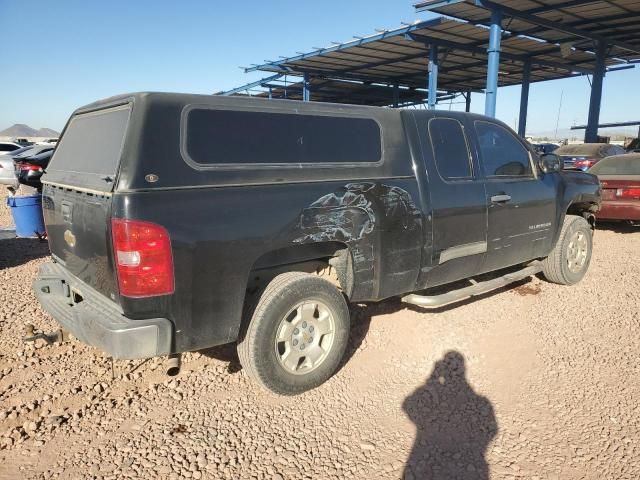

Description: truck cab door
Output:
[413,114,488,288]
[470,120,557,272]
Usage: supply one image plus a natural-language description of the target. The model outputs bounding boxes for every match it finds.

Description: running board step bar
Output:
[401,263,543,309]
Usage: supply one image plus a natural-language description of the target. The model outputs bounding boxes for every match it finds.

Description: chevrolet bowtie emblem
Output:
[64,230,76,248]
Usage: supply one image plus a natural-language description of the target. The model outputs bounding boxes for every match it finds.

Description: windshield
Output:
[589,154,640,176]
[45,104,131,191]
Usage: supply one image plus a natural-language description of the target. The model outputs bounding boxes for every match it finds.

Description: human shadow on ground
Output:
[402,351,497,480]
[0,236,49,270]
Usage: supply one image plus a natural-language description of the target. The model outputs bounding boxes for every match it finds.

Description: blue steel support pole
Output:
[518,60,531,137]
[393,83,399,108]
[585,41,606,143]
[484,8,503,117]
[303,73,310,102]
[465,91,471,112]
[428,44,439,110]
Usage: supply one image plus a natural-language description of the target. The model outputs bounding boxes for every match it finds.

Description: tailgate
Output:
[42,185,118,300]
[41,104,131,301]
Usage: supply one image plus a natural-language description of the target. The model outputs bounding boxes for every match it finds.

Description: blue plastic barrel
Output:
[6,194,46,238]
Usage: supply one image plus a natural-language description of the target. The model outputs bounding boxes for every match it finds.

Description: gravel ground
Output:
[1,195,639,479]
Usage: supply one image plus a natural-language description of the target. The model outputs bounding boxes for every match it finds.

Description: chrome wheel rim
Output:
[567,230,588,273]
[274,301,336,375]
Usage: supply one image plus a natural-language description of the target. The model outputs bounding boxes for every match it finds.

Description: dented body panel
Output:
[35,93,601,356]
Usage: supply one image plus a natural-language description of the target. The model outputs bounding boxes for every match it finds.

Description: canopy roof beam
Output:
[585,41,607,142]
[217,74,284,96]
[518,59,531,136]
[406,32,595,74]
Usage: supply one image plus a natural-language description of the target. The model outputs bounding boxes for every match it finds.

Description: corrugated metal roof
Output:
[225,11,636,106]
[415,0,640,60]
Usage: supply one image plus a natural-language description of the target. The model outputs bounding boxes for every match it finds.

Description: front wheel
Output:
[541,215,593,285]
[237,272,350,395]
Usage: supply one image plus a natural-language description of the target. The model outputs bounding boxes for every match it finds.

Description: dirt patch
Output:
[512,281,542,296]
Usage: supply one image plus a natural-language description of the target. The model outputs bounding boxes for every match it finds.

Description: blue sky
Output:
[1,0,638,135]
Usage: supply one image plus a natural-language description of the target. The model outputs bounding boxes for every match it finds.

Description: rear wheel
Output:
[237,272,350,395]
[541,215,593,285]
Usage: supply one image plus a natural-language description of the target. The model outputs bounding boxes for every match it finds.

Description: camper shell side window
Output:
[180,105,383,170]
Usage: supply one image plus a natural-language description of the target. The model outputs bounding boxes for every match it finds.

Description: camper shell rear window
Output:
[183,107,382,168]
[45,105,131,191]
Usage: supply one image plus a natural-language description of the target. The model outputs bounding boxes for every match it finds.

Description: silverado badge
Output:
[64,230,76,248]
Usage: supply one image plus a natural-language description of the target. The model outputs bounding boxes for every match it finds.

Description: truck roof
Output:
[75,91,392,115]
[75,91,490,123]
[54,92,507,193]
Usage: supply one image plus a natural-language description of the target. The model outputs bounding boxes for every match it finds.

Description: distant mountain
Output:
[36,127,60,137]
[0,124,60,137]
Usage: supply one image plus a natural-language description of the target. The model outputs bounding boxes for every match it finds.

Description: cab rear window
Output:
[45,105,130,191]
[184,108,382,167]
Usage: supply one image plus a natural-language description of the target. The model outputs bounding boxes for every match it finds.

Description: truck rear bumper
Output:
[33,262,172,359]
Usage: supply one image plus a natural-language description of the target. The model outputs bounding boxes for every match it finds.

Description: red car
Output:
[589,153,640,224]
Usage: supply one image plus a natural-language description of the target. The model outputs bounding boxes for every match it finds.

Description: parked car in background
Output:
[589,153,640,225]
[0,156,19,188]
[0,141,23,155]
[11,144,55,162]
[15,148,53,190]
[2,145,33,157]
[532,143,559,155]
[11,145,55,191]
[12,138,34,146]
[556,143,625,171]
[0,142,25,188]
[625,138,640,153]
[36,138,59,145]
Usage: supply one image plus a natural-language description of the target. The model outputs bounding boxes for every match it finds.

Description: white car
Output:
[0,143,25,188]
[0,141,22,155]
[0,157,18,188]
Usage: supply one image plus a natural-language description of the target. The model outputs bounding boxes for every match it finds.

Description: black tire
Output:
[542,215,593,285]
[237,272,350,395]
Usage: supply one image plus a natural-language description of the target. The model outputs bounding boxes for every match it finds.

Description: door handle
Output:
[490,194,512,203]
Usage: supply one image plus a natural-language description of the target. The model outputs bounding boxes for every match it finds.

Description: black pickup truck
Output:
[34,93,600,395]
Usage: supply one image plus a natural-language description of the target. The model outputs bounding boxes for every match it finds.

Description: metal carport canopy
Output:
[414,0,640,60]
[243,16,630,95]
[414,0,640,140]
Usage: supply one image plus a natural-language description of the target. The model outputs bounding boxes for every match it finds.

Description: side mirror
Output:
[538,153,562,173]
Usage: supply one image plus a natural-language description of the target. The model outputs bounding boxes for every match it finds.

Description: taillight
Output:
[616,187,640,199]
[574,159,596,169]
[111,218,174,298]
[19,163,43,172]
